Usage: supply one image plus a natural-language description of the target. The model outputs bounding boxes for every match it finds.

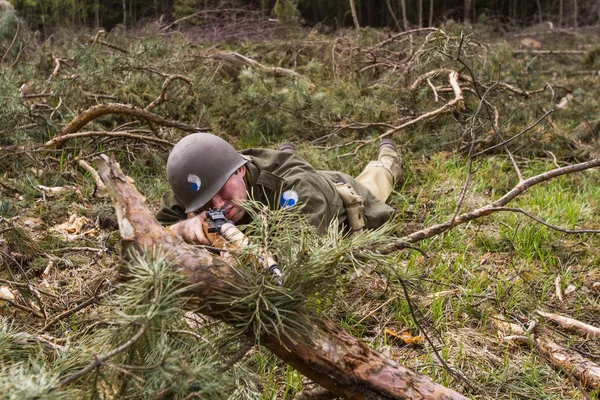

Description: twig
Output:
[51,246,106,254]
[426,78,439,102]
[383,157,600,253]
[1,18,19,63]
[513,49,587,55]
[536,310,600,339]
[42,287,117,331]
[46,103,204,148]
[211,51,315,88]
[372,27,438,49]
[54,321,148,388]
[471,110,553,158]
[397,278,476,393]
[77,158,107,192]
[47,130,174,149]
[96,39,129,54]
[378,71,463,140]
[1,297,44,318]
[554,275,564,302]
[167,329,209,343]
[410,68,455,90]
[493,207,600,234]
[217,335,254,372]
[145,74,193,112]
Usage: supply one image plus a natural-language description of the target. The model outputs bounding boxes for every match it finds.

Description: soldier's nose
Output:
[210,195,226,210]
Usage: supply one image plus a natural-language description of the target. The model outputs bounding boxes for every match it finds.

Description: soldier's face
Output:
[201,166,248,223]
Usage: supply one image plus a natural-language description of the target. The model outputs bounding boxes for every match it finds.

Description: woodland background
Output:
[1,0,600,399]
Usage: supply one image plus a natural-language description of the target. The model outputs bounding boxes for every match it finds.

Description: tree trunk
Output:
[122,0,127,31]
[464,0,471,23]
[349,0,360,31]
[535,0,542,23]
[428,0,434,27]
[417,0,423,27]
[386,0,402,30]
[93,154,469,400]
[95,0,99,29]
[573,0,578,28]
[400,0,408,30]
[559,0,563,27]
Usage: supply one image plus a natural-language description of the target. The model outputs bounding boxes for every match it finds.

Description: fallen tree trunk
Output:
[94,154,467,400]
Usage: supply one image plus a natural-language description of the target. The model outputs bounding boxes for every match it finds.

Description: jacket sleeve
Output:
[155,190,187,225]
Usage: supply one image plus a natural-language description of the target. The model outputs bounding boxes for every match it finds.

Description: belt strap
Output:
[334,181,365,232]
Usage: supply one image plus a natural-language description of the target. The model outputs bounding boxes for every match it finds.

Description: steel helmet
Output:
[167,133,247,213]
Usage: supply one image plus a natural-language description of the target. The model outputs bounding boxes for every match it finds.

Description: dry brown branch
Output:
[46,131,174,148]
[54,321,148,389]
[383,157,600,253]
[51,56,63,77]
[90,29,105,47]
[337,71,462,158]
[1,297,44,318]
[42,287,117,332]
[426,78,439,102]
[536,310,600,339]
[77,158,107,192]
[471,110,553,158]
[513,49,587,55]
[348,0,360,31]
[46,103,203,148]
[492,207,600,234]
[509,331,600,390]
[211,51,315,88]
[410,68,455,90]
[97,39,129,53]
[159,8,261,32]
[379,71,463,139]
[555,275,564,302]
[372,27,438,49]
[93,154,468,400]
[145,75,193,112]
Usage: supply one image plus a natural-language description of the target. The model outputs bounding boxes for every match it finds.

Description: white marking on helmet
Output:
[186,174,202,192]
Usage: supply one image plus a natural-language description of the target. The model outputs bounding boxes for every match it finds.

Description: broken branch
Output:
[383,157,600,253]
[536,310,600,339]
[46,103,204,148]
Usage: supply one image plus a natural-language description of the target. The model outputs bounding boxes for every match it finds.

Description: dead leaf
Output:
[385,328,423,346]
[0,286,17,305]
[51,214,97,239]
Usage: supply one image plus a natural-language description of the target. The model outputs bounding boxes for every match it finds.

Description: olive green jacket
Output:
[155,149,395,232]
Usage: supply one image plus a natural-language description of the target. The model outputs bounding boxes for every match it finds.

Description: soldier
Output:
[157,133,403,245]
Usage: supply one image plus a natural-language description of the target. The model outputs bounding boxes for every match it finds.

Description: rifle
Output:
[203,208,282,283]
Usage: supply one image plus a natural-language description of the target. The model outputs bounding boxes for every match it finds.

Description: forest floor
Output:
[1,13,600,400]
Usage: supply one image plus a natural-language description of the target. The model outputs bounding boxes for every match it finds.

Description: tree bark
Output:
[399,0,408,30]
[349,0,360,31]
[559,0,563,27]
[464,0,471,23]
[93,154,469,400]
[428,0,434,27]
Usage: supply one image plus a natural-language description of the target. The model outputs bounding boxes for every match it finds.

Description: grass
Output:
[1,18,600,400]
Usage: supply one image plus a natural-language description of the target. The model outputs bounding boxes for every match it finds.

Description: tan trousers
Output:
[355,147,403,203]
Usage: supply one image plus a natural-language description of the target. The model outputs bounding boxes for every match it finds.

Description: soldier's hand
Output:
[169,213,211,246]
